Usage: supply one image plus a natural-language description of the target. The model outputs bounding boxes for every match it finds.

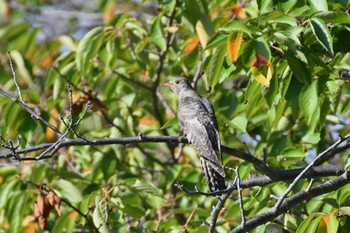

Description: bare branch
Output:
[151,0,179,155]
[230,171,350,233]
[7,51,23,101]
[209,182,234,233]
[191,59,203,89]
[181,205,198,233]
[0,87,63,137]
[234,167,246,226]
[274,133,350,209]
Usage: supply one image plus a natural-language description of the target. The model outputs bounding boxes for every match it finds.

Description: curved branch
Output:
[230,171,350,233]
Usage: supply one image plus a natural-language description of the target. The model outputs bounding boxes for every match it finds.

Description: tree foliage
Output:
[0,0,350,232]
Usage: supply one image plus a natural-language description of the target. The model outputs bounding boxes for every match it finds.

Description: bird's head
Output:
[162,77,193,95]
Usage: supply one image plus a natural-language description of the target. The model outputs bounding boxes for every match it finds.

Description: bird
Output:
[162,77,226,196]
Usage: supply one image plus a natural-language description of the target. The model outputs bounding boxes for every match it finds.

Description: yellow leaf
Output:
[164,26,179,33]
[227,30,243,63]
[251,63,273,87]
[196,20,209,49]
[266,63,274,82]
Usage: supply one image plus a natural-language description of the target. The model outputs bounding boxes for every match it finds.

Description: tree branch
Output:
[230,171,350,233]
[274,133,350,209]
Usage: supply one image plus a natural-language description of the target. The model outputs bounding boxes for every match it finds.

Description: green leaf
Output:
[121,192,141,206]
[345,155,350,171]
[286,53,312,84]
[313,11,350,24]
[183,0,208,26]
[208,44,227,88]
[277,0,298,13]
[55,179,83,204]
[256,37,271,61]
[145,194,164,209]
[219,21,252,37]
[52,213,72,233]
[230,115,247,133]
[125,178,162,196]
[310,18,334,55]
[165,164,182,189]
[336,207,350,216]
[337,184,350,205]
[160,117,178,130]
[280,148,307,158]
[241,40,257,67]
[0,179,17,209]
[302,133,321,144]
[257,0,273,13]
[299,81,318,123]
[8,193,25,232]
[53,76,64,100]
[308,0,328,11]
[75,26,103,75]
[93,194,108,233]
[260,11,297,26]
[0,166,18,177]
[205,33,227,50]
[150,16,166,50]
[10,51,33,87]
[324,213,339,233]
[297,214,323,233]
[123,205,145,218]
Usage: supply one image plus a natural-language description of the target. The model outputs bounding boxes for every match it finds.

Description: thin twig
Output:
[274,133,350,209]
[209,183,233,233]
[192,59,203,89]
[230,171,350,233]
[112,69,153,91]
[156,89,176,118]
[35,85,91,159]
[175,182,229,196]
[234,167,246,226]
[180,205,198,233]
[7,51,23,101]
[0,88,63,137]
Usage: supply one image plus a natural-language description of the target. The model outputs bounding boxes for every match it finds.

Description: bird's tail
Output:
[200,157,226,197]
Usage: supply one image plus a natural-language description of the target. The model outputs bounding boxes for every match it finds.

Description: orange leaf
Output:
[45,109,59,142]
[40,56,55,69]
[230,3,247,19]
[103,2,116,22]
[25,222,36,233]
[183,37,200,54]
[143,70,150,82]
[139,116,158,126]
[227,30,243,63]
[69,211,79,219]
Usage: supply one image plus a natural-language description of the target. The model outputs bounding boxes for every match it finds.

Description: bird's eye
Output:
[175,81,180,84]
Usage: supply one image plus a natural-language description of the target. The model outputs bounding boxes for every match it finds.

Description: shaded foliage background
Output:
[1,0,350,232]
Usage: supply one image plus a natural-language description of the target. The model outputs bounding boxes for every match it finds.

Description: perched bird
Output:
[163,77,226,196]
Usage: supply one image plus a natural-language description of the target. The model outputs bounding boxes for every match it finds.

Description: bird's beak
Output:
[161,82,172,87]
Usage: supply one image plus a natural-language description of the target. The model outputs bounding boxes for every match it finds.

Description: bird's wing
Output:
[183,116,225,177]
[199,97,221,153]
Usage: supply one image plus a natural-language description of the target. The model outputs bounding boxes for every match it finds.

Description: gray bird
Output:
[163,77,226,195]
